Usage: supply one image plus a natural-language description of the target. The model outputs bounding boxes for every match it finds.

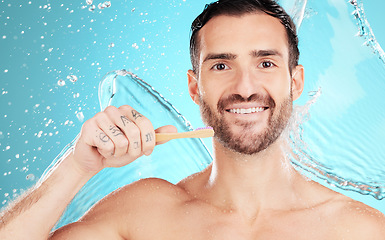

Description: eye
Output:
[258,61,276,69]
[212,63,229,71]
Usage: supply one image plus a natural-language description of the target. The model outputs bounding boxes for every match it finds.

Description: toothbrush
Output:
[155,127,214,143]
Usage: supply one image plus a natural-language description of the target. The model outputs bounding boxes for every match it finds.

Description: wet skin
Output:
[48,13,385,240]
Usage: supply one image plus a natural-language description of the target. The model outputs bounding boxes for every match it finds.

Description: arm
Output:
[0,153,95,240]
[0,105,176,240]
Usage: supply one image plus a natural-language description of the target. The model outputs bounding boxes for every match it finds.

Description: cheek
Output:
[199,90,217,109]
[270,72,292,98]
[198,80,222,103]
[199,72,235,98]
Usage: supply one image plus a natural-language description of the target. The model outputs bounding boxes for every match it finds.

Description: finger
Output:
[81,119,115,159]
[95,129,115,158]
[95,111,129,157]
[118,105,155,156]
[155,125,178,145]
[119,115,142,156]
[104,106,142,158]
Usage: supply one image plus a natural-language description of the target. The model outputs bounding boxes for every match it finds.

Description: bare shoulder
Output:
[88,177,190,216]
[109,178,193,237]
[333,197,385,239]
[116,177,187,199]
[51,178,190,239]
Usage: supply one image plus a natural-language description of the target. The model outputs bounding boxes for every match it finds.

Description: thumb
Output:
[155,125,178,145]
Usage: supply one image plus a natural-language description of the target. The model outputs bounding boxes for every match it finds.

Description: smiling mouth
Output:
[226,107,269,114]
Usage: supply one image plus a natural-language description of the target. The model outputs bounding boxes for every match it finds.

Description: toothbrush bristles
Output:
[195,126,213,130]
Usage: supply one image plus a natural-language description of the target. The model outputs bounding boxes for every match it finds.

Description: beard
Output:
[199,92,293,155]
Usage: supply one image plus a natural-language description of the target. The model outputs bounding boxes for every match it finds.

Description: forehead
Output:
[198,13,289,61]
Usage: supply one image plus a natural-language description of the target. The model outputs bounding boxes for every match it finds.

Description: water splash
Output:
[45,70,213,229]
[278,0,307,30]
[279,0,385,202]
[350,0,385,64]
[289,0,307,30]
[287,89,385,200]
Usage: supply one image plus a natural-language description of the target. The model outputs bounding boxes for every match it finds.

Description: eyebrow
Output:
[203,53,237,63]
[202,49,283,63]
[250,49,283,58]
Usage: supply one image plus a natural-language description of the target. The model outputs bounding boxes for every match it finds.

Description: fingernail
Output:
[144,150,152,156]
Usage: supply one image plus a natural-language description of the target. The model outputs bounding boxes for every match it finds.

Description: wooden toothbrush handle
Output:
[155,129,214,143]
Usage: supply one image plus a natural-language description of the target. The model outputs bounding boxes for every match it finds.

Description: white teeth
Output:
[229,107,265,114]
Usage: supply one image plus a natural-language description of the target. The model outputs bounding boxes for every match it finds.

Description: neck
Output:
[203,137,322,214]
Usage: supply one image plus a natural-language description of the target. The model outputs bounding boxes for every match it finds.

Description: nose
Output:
[231,68,261,99]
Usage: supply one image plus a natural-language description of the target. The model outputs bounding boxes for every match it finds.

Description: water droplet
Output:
[109,42,115,48]
[97,1,111,9]
[89,5,95,11]
[37,131,43,138]
[67,75,78,83]
[98,3,105,9]
[26,174,35,181]
[76,112,84,122]
[132,43,139,49]
[104,1,111,8]
[86,0,93,5]
[57,79,65,86]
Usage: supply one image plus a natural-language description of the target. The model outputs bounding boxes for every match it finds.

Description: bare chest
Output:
[128,205,340,240]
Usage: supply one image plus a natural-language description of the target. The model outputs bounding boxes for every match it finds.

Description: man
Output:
[1,0,384,239]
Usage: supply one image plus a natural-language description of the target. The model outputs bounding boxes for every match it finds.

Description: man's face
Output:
[190,13,301,155]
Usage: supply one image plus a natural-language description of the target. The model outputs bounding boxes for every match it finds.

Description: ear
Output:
[291,65,304,101]
[187,69,200,105]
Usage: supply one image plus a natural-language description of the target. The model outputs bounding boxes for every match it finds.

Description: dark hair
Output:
[190,0,299,75]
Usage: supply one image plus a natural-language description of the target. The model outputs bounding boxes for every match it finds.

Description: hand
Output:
[70,105,177,175]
